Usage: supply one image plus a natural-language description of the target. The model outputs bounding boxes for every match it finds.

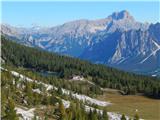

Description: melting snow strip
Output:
[62,99,70,108]
[15,107,35,120]
[32,88,42,94]
[10,70,111,107]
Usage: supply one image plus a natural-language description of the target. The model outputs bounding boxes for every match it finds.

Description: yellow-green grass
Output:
[97,91,160,120]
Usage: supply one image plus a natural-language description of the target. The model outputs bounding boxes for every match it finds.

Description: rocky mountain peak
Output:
[109,10,134,21]
[2,10,159,76]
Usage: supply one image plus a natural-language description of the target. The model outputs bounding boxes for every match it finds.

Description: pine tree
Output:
[5,99,18,120]
[69,101,75,119]
[33,93,40,105]
[66,109,72,120]
[57,87,63,95]
[42,95,50,105]
[133,113,139,120]
[50,94,57,105]
[92,109,98,120]
[33,114,37,120]
[44,116,48,120]
[88,109,93,120]
[88,109,98,120]
[102,109,109,120]
[25,82,33,105]
[59,100,66,120]
[121,114,126,120]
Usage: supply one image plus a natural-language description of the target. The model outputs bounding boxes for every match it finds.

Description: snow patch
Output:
[70,76,95,86]
[32,88,42,94]
[152,74,157,77]
[85,105,103,114]
[15,107,35,120]
[62,99,70,108]
[140,40,160,64]
[71,93,111,107]
[72,75,84,81]
[0,67,8,71]
[61,88,111,107]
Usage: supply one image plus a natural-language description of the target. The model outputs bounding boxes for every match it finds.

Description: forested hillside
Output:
[1,36,160,98]
[1,68,113,120]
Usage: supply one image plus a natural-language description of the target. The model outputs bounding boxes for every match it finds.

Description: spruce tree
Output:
[102,109,109,120]
[133,113,139,120]
[121,114,126,120]
[57,87,63,95]
[88,109,93,120]
[59,100,66,120]
[92,109,98,120]
[25,82,33,105]
[5,99,18,120]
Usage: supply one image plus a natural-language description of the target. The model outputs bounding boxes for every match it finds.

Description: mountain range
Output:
[1,10,160,76]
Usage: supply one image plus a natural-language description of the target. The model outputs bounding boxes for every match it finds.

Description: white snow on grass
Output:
[71,92,111,107]
[84,105,130,120]
[0,67,8,71]
[62,99,70,108]
[61,88,111,107]
[15,107,35,120]
[71,75,84,81]
[84,105,103,114]
[108,112,127,120]
[32,88,42,94]
[40,82,54,91]
[10,70,54,91]
[10,70,111,107]
[69,75,95,86]
[70,78,96,86]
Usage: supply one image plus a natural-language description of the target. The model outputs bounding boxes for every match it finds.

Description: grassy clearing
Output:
[97,90,160,120]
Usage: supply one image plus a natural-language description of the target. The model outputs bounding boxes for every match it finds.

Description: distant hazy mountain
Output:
[1,10,160,76]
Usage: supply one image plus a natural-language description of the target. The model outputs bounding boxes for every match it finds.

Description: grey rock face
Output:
[1,10,159,76]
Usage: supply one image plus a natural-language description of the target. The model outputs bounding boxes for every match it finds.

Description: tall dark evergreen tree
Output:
[133,113,139,120]
[121,114,126,120]
[5,99,18,120]
[58,101,66,120]
[102,109,109,120]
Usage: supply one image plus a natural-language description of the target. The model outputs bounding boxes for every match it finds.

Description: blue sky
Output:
[1,1,159,27]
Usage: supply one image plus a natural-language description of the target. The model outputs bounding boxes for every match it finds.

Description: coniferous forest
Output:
[2,36,160,98]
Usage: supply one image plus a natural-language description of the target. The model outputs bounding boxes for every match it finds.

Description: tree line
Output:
[2,36,160,98]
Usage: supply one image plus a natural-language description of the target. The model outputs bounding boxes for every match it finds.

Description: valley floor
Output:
[97,90,160,120]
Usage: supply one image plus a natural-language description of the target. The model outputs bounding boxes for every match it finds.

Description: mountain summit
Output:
[109,10,134,20]
[1,10,159,76]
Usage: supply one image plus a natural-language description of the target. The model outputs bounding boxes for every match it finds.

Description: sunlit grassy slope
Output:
[97,90,160,120]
